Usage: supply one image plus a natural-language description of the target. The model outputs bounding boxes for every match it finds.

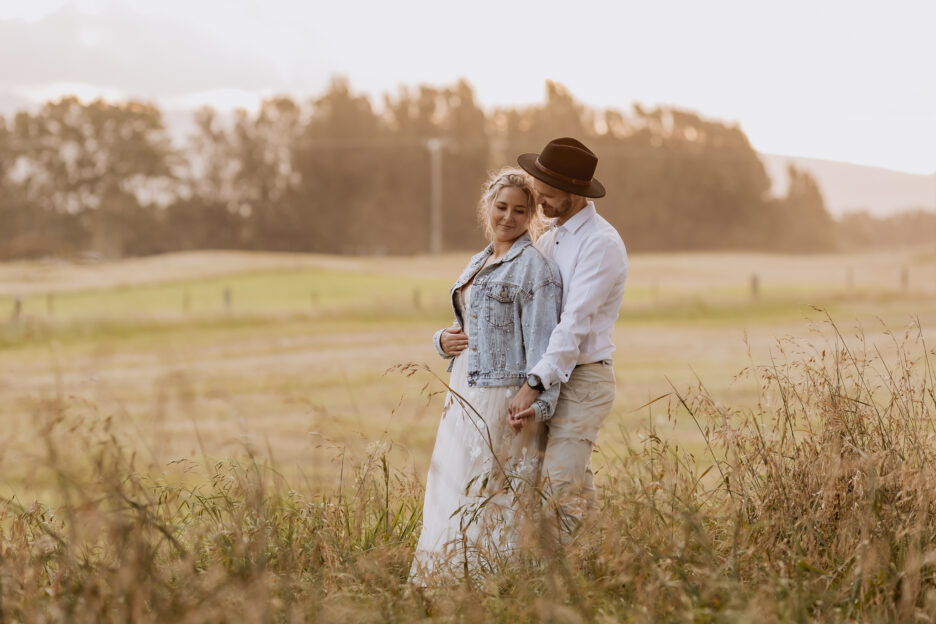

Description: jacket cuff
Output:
[433,328,454,359]
[532,399,550,422]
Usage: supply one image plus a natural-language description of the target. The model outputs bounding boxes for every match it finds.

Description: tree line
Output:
[0,78,885,260]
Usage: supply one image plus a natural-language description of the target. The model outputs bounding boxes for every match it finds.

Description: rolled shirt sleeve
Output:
[529,234,628,389]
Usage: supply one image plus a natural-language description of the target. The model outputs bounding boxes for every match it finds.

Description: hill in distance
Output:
[760,153,936,218]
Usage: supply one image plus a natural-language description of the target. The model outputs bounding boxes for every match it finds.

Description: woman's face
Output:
[488,186,531,245]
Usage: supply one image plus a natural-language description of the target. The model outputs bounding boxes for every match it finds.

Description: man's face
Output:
[532,179,577,223]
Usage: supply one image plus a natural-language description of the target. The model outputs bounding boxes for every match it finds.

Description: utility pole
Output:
[427,138,444,255]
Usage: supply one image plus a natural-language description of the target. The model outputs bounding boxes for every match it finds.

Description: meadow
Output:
[1,247,935,621]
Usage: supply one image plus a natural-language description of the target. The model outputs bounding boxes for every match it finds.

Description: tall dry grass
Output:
[2,314,935,622]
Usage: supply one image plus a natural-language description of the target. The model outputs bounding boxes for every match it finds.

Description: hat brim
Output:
[517,153,606,198]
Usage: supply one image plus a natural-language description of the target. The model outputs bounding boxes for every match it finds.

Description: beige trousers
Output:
[541,361,616,538]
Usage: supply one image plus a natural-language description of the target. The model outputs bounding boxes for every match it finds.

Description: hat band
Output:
[534,157,591,187]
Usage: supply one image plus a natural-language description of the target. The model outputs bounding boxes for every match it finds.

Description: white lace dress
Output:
[410,286,546,583]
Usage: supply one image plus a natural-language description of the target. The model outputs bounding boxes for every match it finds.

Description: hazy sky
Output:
[0,0,934,174]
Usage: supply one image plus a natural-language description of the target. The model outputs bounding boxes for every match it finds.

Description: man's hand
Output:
[440,324,468,356]
[508,384,540,433]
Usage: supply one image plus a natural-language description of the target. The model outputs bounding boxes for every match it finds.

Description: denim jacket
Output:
[432,232,562,422]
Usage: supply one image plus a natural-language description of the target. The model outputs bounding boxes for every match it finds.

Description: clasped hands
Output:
[440,323,539,435]
[508,385,538,434]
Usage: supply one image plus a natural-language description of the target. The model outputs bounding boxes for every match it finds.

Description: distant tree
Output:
[9,97,176,257]
[0,112,84,259]
[835,210,876,250]
[492,86,777,252]
[0,115,10,180]
[234,97,304,250]
[298,77,385,253]
[376,80,493,253]
[768,165,835,251]
[186,106,238,210]
[438,80,489,250]
[498,81,591,152]
[174,106,248,249]
[836,208,936,250]
[532,81,591,141]
[610,106,774,250]
[371,84,439,253]
[180,99,306,251]
[0,77,843,259]
[163,196,243,251]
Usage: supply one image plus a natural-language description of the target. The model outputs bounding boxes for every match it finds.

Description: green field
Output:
[2,248,936,621]
[1,248,934,495]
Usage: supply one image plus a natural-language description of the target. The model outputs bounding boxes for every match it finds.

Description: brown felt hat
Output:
[517,137,606,198]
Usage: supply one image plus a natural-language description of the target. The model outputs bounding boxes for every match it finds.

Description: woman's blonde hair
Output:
[476,167,546,242]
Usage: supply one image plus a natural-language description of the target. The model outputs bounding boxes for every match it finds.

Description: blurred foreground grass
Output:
[2,307,936,621]
[0,249,935,619]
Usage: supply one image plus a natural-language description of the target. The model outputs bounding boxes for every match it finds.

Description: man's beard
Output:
[544,197,574,220]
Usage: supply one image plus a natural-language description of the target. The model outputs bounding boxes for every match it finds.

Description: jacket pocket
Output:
[484,282,518,330]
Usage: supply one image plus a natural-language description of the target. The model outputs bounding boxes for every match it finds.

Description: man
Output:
[508,137,628,537]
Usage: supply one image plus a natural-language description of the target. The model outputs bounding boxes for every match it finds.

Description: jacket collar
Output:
[497,231,533,263]
[456,231,533,290]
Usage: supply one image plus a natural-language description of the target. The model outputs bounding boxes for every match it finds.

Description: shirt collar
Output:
[557,201,596,234]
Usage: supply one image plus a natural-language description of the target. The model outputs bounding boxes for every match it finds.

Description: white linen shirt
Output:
[529,201,628,390]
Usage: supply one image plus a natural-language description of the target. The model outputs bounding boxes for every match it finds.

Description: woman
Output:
[410,168,562,583]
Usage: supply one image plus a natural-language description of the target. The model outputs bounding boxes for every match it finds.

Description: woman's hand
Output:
[440,324,468,356]
[509,406,535,434]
